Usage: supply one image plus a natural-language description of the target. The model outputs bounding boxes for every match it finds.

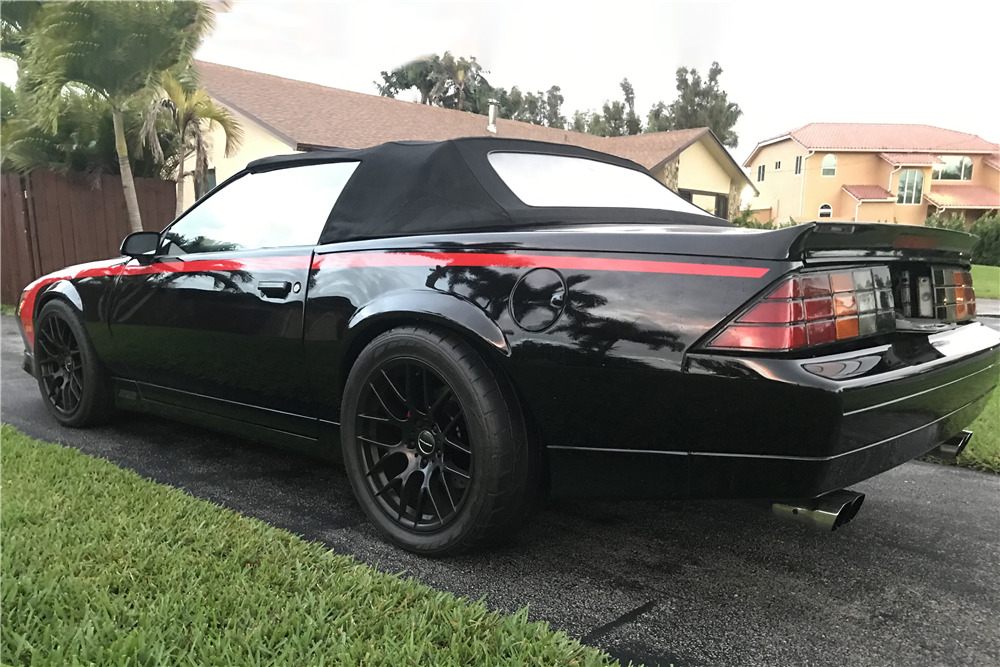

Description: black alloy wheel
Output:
[342,326,537,556]
[37,314,84,415]
[355,358,472,531]
[33,300,111,427]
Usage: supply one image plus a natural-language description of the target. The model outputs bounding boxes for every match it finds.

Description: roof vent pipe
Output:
[487,99,498,134]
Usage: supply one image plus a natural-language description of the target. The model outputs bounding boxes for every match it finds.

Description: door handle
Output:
[258,281,292,298]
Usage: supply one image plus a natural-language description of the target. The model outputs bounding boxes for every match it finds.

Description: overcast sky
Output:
[4,1,997,163]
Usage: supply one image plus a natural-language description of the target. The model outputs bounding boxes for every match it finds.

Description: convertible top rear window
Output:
[488,152,713,217]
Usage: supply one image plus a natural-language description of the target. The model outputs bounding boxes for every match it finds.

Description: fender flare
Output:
[345,289,511,360]
[34,280,84,318]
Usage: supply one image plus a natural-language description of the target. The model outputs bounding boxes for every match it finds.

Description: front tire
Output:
[33,300,112,427]
[341,326,535,556]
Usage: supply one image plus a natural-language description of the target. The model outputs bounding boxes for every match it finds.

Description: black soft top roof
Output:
[245,137,727,244]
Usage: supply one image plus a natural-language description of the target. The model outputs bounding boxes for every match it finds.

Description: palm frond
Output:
[192,99,243,158]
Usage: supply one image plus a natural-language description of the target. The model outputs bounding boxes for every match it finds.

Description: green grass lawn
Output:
[0,303,15,317]
[971,265,999,299]
[953,389,999,473]
[0,425,622,667]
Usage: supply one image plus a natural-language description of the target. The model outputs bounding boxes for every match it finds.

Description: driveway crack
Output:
[582,599,658,644]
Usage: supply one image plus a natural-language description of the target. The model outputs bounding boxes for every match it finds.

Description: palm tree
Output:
[18,1,214,232]
[429,53,486,112]
[143,70,243,217]
[1,84,173,180]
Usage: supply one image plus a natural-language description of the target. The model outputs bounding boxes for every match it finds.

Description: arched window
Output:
[818,203,832,218]
[821,154,837,177]
[933,156,973,181]
[897,169,924,205]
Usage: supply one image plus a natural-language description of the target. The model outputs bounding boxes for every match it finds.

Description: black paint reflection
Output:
[552,274,682,355]
[425,263,681,356]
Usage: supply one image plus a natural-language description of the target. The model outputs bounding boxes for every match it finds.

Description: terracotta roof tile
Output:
[842,185,894,201]
[878,152,944,166]
[985,154,1000,171]
[195,61,715,172]
[789,123,998,153]
[925,185,1000,209]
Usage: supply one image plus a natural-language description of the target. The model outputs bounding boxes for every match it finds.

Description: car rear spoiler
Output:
[786,222,977,264]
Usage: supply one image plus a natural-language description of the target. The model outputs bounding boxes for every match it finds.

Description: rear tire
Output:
[33,300,112,427]
[341,326,536,556]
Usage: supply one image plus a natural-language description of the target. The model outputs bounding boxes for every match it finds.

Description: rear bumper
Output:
[548,322,1000,499]
[685,380,993,499]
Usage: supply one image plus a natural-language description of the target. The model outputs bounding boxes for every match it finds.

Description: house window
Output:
[897,169,924,205]
[774,161,781,170]
[932,155,973,181]
[195,168,218,201]
[794,156,802,175]
[821,154,837,177]
[715,194,729,219]
[757,164,765,182]
[818,204,832,218]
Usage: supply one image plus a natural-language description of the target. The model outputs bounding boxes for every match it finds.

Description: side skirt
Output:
[112,379,340,461]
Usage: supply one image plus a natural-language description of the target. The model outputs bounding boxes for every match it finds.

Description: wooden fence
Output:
[1,171,175,304]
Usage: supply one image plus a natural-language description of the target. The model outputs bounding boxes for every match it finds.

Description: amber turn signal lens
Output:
[833,294,857,316]
[835,317,859,339]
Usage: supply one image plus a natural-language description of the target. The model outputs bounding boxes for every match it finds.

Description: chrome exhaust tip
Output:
[931,430,973,459]
[771,489,865,532]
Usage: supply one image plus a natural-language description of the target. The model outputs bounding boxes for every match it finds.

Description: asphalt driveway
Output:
[2,314,997,667]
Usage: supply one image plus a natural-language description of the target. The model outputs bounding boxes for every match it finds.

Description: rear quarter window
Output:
[487,152,713,217]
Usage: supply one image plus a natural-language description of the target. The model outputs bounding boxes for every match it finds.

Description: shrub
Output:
[969,212,1000,266]
[730,205,779,229]
[926,211,1000,266]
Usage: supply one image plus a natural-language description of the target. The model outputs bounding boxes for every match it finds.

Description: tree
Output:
[0,1,44,68]
[646,61,742,148]
[17,1,214,232]
[142,69,243,217]
[373,53,565,128]
[0,82,16,125]
[599,100,628,137]
[374,56,438,104]
[573,78,642,137]
[1,85,171,179]
[619,78,642,136]
[646,100,671,133]
[427,52,488,112]
[544,86,567,128]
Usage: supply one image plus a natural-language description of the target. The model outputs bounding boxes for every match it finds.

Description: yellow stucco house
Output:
[189,61,755,219]
[743,123,1000,225]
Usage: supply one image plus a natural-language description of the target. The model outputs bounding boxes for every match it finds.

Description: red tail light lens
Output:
[706,267,895,351]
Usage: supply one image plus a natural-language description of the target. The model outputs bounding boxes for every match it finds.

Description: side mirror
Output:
[120,231,159,258]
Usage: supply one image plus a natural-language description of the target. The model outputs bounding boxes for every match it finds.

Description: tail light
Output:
[706,267,895,351]
[932,268,976,320]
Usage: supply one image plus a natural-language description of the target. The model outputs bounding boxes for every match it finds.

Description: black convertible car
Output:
[17,138,1000,554]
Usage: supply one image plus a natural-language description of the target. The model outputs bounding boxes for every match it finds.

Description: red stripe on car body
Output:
[20,251,768,348]
[314,252,769,278]
[18,255,312,346]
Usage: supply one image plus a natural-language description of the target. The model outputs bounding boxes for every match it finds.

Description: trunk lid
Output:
[787,222,976,265]
[509,221,976,264]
